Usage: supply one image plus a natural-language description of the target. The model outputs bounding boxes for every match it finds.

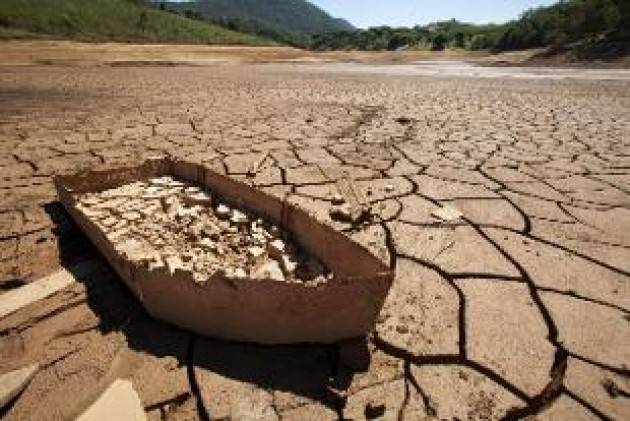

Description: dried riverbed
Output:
[0,57,629,420]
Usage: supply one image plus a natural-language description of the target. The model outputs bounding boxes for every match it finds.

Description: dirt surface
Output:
[0,46,629,420]
[2,40,628,69]
[0,40,492,67]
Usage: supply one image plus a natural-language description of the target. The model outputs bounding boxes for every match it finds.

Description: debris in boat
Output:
[255,260,285,282]
[75,176,329,285]
[267,239,286,260]
[215,203,231,219]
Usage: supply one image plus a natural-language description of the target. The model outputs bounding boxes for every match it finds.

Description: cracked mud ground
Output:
[0,63,629,420]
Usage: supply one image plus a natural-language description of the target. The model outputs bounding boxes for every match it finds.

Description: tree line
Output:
[311,0,630,52]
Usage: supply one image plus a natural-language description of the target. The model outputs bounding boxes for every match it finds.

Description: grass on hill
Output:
[165,0,354,35]
[0,0,272,45]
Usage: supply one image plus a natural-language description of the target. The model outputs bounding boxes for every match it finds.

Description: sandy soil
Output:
[0,45,629,420]
[2,40,626,69]
[0,40,493,66]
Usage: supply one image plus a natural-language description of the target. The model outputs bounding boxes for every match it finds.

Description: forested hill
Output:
[0,0,270,45]
[156,0,351,46]
[164,0,353,35]
[311,0,630,58]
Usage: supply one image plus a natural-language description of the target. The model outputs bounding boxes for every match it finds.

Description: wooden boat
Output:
[54,157,393,344]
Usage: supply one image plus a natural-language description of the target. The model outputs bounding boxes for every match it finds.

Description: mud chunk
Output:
[116,238,158,264]
[267,239,286,260]
[330,203,354,222]
[122,211,142,221]
[199,238,216,249]
[247,246,266,260]
[166,201,184,219]
[227,267,248,279]
[251,231,267,245]
[216,204,231,219]
[331,193,345,205]
[165,255,186,274]
[202,223,220,240]
[0,364,39,409]
[231,209,249,225]
[255,260,285,282]
[280,254,298,275]
[100,216,117,227]
[188,191,212,205]
[77,379,146,421]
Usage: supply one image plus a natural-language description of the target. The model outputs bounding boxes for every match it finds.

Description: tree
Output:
[310,0,627,53]
[451,31,465,48]
[138,10,148,33]
[611,0,630,35]
[431,33,446,51]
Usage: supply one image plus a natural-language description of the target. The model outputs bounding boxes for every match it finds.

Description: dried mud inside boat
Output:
[54,158,393,344]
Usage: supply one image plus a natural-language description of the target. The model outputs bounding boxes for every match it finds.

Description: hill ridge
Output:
[164,0,354,35]
[0,0,271,45]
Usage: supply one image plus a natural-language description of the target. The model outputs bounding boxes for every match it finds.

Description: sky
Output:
[309,0,557,28]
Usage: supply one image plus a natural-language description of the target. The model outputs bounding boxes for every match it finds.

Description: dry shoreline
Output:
[3,39,627,68]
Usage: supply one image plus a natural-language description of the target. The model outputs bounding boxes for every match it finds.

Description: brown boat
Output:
[54,157,393,344]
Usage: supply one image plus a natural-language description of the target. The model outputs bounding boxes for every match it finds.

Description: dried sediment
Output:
[2,62,629,420]
[76,176,329,285]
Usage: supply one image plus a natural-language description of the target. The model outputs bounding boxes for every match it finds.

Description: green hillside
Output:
[161,0,353,46]
[0,0,270,44]
[164,0,354,34]
[311,0,629,58]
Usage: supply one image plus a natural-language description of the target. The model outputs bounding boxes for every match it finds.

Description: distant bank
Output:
[0,0,627,66]
[311,0,630,65]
